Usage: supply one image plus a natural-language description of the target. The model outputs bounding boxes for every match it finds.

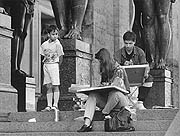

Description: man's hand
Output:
[100,82,109,86]
[0,7,8,14]
[124,60,133,66]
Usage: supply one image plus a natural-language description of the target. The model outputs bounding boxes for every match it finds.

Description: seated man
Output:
[114,31,153,109]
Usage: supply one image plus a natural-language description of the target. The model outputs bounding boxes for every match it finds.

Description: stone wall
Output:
[82,0,131,86]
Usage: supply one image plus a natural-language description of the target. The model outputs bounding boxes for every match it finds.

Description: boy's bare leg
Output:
[41,83,53,111]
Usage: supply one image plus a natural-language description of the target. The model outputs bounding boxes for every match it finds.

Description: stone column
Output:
[145,69,172,108]
[0,13,17,112]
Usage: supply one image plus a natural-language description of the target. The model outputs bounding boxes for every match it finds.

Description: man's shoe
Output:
[77,124,92,132]
[103,114,111,120]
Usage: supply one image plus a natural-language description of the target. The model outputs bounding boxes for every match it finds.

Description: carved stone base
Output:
[26,77,36,111]
[11,73,26,112]
[0,13,17,112]
[0,84,17,112]
[145,69,172,108]
[59,39,92,110]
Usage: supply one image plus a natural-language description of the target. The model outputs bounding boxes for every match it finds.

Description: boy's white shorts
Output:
[43,63,60,85]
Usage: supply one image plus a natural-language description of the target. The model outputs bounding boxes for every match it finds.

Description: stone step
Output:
[0,120,172,132]
[0,131,166,136]
[0,113,9,122]
[7,111,84,122]
[136,108,179,120]
[6,109,178,122]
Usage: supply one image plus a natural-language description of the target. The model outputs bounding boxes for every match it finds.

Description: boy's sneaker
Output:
[51,106,59,111]
[41,106,52,112]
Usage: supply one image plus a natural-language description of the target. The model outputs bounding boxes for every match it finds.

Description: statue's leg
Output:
[64,0,88,39]
[155,0,171,69]
[11,1,34,75]
[141,0,156,68]
[50,0,70,38]
[132,0,144,50]
[11,2,26,72]
[83,0,94,26]
[18,13,33,73]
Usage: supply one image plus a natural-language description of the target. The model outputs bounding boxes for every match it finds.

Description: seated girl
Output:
[77,48,130,132]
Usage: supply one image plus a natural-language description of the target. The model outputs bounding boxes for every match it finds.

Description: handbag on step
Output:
[104,107,135,132]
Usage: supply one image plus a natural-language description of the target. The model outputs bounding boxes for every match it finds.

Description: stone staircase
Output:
[0,109,178,136]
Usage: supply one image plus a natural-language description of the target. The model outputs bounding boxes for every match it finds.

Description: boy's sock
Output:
[53,91,60,108]
[47,93,53,107]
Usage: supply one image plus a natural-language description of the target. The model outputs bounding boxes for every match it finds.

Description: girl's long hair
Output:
[95,48,114,83]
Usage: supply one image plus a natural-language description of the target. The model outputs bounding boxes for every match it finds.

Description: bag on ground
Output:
[104,107,135,132]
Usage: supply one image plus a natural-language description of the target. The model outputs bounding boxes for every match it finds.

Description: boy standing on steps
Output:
[40,25,64,111]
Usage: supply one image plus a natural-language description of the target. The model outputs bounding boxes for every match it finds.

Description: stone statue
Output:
[0,0,92,76]
[0,0,91,75]
[0,0,35,76]
[50,0,89,40]
[132,0,176,69]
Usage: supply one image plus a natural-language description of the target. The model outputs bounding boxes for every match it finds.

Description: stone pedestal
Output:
[145,69,172,108]
[37,39,92,111]
[59,39,92,110]
[0,13,17,112]
[12,74,36,112]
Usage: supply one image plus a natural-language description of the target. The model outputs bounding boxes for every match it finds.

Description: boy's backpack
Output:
[104,107,135,132]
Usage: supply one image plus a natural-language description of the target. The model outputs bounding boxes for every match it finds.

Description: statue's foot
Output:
[12,69,31,77]
[64,28,82,40]
[156,59,167,69]
[59,29,68,39]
